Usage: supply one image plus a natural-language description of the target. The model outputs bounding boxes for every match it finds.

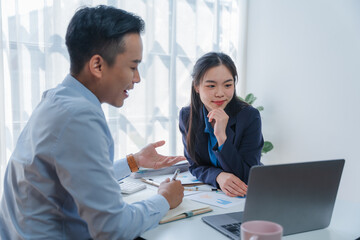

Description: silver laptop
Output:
[202,159,345,239]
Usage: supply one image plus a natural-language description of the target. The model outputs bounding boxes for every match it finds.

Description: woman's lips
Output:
[213,100,225,106]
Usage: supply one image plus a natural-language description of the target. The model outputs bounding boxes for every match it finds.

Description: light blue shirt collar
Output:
[62,74,102,108]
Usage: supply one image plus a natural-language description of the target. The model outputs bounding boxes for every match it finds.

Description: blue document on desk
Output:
[187,191,245,209]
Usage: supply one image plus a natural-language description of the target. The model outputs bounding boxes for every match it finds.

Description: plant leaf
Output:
[256,106,264,111]
[245,93,256,105]
[261,141,274,154]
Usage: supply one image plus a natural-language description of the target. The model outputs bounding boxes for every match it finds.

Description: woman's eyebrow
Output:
[204,80,217,83]
[203,79,233,84]
[223,79,234,83]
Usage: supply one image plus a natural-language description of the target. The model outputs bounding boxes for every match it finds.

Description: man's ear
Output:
[89,55,104,78]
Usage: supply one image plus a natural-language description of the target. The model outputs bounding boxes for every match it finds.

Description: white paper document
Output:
[186,191,246,209]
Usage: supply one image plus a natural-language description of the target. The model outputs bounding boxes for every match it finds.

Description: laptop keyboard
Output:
[221,222,241,236]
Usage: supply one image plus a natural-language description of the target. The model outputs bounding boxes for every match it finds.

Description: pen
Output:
[171,168,180,181]
[140,178,160,187]
[184,186,219,192]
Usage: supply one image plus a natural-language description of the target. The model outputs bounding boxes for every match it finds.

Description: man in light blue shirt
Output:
[0,5,184,239]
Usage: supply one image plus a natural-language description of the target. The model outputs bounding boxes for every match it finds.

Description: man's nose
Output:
[133,69,141,83]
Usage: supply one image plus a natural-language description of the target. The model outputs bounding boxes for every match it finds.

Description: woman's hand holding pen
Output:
[207,109,229,146]
[216,172,247,197]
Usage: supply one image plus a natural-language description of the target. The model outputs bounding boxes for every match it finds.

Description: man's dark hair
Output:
[65,5,145,74]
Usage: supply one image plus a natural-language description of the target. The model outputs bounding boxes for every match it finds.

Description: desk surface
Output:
[123,179,360,240]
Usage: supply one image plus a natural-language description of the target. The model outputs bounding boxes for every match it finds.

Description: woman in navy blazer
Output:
[179,52,264,197]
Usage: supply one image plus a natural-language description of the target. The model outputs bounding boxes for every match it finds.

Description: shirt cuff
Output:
[148,194,170,215]
[113,158,132,180]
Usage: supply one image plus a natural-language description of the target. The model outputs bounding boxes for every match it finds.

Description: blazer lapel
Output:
[195,109,211,161]
[226,114,237,133]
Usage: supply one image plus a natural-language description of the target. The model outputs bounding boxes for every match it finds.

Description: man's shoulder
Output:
[31,85,106,140]
[45,84,101,117]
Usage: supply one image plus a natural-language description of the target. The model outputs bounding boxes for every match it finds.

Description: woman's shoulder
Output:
[179,106,191,127]
[234,104,260,119]
[179,106,191,118]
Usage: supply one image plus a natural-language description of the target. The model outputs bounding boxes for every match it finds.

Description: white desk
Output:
[123,180,360,240]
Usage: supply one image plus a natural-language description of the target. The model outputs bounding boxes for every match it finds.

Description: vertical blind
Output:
[0,0,248,193]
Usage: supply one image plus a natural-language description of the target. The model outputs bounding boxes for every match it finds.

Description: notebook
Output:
[160,198,212,224]
[202,159,345,239]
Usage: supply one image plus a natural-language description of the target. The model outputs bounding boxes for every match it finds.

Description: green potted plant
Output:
[238,93,274,155]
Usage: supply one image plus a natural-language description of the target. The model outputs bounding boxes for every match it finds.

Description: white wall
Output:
[246,0,360,203]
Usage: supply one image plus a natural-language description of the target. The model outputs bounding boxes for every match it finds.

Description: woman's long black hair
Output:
[186,52,248,164]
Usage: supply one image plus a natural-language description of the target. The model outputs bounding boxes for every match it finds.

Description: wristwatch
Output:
[126,154,139,172]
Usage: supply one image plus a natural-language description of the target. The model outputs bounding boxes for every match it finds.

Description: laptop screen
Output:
[202,159,345,238]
